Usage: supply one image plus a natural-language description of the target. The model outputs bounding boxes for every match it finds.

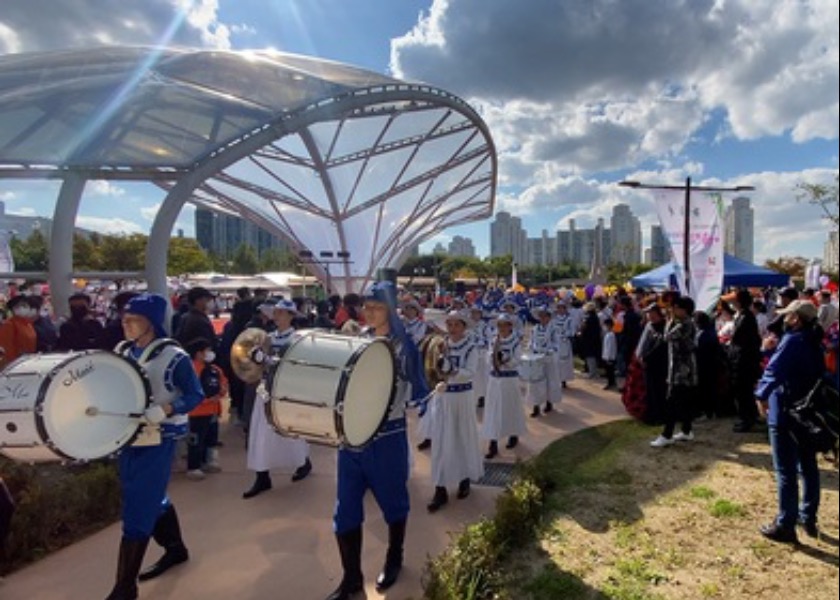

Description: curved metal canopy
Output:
[0,46,497,295]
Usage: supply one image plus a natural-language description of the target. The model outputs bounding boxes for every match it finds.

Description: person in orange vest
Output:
[0,295,38,370]
[184,337,228,481]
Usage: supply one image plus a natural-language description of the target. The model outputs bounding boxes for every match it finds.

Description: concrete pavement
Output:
[0,376,628,600]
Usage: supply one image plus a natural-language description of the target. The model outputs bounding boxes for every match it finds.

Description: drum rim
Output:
[34,350,152,461]
[335,336,396,449]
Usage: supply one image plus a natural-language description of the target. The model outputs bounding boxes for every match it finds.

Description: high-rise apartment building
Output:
[195,207,287,258]
[490,211,526,262]
[610,203,642,264]
[724,196,754,262]
[448,235,476,258]
[650,225,669,265]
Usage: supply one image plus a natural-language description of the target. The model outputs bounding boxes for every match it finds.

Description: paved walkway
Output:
[1,376,628,600]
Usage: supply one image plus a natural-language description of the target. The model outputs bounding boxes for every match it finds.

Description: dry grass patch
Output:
[503,419,838,600]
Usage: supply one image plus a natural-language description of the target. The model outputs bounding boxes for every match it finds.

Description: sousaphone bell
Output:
[231,327,270,383]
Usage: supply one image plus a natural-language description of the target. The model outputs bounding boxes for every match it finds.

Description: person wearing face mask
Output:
[0,295,38,370]
[57,292,106,351]
[184,337,228,481]
[28,294,59,352]
[174,287,218,353]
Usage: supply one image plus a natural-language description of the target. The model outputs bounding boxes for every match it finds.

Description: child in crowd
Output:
[185,338,228,480]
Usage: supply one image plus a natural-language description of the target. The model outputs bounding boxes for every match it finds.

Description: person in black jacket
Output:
[57,292,106,351]
[175,287,217,351]
[694,311,722,419]
[29,295,59,352]
[618,296,642,379]
[729,289,763,432]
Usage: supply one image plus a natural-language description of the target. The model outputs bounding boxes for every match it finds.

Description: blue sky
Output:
[0,0,837,263]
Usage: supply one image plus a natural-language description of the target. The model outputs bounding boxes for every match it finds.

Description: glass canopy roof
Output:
[0,46,496,291]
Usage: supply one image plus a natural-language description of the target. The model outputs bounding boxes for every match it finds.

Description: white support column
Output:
[145,172,202,332]
[49,173,86,319]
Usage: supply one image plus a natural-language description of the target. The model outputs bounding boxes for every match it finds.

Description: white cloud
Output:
[87,180,126,197]
[140,203,162,221]
[7,206,35,216]
[0,0,232,55]
[76,216,144,235]
[391,0,838,179]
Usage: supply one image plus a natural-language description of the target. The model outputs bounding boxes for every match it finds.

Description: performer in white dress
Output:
[481,314,526,459]
[469,305,490,408]
[526,305,562,417]
[242,299,312,499]
[401,298,429,346]
[552,301,576,387]
[427,310,484,512]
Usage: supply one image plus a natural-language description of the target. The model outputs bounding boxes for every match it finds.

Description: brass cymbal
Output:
[231,327,269,384]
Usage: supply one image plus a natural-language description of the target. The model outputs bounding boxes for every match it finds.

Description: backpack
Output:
[199,364,222,398]
[787,377,839,459]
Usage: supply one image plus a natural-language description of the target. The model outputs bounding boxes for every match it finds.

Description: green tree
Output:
[258,247,298,272]
[231,243,259,275]
[796,173,839,228]
[97,234,146,271]
[10,229,49,271]
[167,238,212,275]
[73,234,101,271]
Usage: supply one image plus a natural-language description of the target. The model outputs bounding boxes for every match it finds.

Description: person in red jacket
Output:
[0,295,38,370]
[185,337,229,481]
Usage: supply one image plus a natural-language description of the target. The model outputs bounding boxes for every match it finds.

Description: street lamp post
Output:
[298,249,352,296]
[619,177,755,297]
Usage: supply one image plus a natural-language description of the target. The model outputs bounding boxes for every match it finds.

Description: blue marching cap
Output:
[124,293,168,338]
[364,280,398,307]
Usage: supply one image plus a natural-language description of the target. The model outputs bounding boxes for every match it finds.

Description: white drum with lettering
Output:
[518,353,547,383]
[268,331,396,449]
[0,351,150,462]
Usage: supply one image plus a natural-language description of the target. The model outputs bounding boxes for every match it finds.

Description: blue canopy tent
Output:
[631,254,790,289]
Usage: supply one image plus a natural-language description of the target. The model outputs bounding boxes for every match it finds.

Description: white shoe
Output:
[203,461,221,473]
[650,435,675,448]
[186,469,206,481]
[673,431,694,442]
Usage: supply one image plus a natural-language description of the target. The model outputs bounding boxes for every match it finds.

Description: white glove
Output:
[249,347,266,365]
[434,381,447,395]
[143,404,167,425]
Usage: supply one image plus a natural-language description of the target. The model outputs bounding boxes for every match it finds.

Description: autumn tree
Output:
[796,173,839,228]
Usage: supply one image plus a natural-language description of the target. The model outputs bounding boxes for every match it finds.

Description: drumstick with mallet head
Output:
[84,406,145,419]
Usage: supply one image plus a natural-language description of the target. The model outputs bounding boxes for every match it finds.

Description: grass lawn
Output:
[501,418,838,600]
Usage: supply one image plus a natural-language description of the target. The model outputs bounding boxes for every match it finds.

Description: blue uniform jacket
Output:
[754,328,824,426]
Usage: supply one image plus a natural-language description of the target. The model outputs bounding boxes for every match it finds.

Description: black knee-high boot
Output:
[138,504,189,581]
[105,537,149,600]
[376,520,406,591]
[325,528,364,600]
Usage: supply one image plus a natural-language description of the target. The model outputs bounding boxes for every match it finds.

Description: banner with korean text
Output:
[653,190,725,312]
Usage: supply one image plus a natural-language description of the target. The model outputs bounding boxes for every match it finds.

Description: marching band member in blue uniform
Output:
[527,305,562,417]
[427,310,484,512]
[106,293,204,600]
[326,281,427,600]
[482,313,526,458]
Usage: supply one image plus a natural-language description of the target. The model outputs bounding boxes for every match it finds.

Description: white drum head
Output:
[41,352,149,460]
[341,339,395,447]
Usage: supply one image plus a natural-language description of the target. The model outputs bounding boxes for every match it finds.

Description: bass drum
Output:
[0,351,151,462]
[268,331,396,449]
[518,353,547,383]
